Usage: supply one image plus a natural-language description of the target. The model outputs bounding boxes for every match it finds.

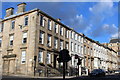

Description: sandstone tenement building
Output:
[103,38,120,69]
[0,3,118,77]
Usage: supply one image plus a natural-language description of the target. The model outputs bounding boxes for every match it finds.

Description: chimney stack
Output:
[17,3,26,13]
[5,7,14,17]
[56,18,61,22]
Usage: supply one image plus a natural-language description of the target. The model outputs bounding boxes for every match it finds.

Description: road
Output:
[2,73,120,80]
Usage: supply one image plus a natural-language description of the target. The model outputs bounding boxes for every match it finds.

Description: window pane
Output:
[38,50,43,63]
[10,35,14,45]
[60,40,63,50]
[48,19,52,30]
[60,26,63,36]
[66,42,69,49]
[11,20,15,29]
[10,35,14,40]
[40,15,43,26]
[54,37,58,49]
[55,23,58,33]
[47,35,51,47]
[23,32,27,38]
[47,52,51,64]
[39,31,44,44]
[25,16,28,26]
[22,32,27,43]
[21,51,26,63]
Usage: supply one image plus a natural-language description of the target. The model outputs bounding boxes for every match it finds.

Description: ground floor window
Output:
[46,52,51,64]
[38,50,43,63]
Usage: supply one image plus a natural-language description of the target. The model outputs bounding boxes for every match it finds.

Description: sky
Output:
[1,1,119,43]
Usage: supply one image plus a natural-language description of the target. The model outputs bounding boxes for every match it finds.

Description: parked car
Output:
[89,69,106,77]
[114,70,120,74]
[105,70,112,74]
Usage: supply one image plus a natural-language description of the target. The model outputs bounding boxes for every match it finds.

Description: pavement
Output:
[2,73,120,80]
[2,72,113,78]
[2,74,77,79]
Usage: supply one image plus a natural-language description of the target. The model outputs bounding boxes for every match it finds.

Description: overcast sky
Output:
[1,1,118,43]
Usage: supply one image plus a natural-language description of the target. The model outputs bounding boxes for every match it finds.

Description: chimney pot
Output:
[5,7,14,17]
[17,3,26,13]
[56,18,61,22]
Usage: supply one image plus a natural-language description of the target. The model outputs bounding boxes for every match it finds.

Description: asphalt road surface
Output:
[2,74,120,80]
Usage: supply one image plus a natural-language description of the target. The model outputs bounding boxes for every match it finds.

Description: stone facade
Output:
[0,3,118,77]
[103,39,120,69]
[69,30,84,76]
[0,3,70,76]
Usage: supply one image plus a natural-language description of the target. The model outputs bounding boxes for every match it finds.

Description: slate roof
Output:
[110,39,120,43]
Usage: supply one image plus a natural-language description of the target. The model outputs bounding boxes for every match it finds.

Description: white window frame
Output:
[39,31,44,44]
[74,33,76,40]
[54,23,58,33]
[84,46,86,54]
[81,46,83,54]
[46,52,51,64]
[54,38,58,49]
[79,46,81,53]
[42,18,45,27]
[75,34,77,40]
[22,32,27,44]
[9,35,14,46]
[38,50,43,63]
[72,56,74,66]
[40,15,45,27]
[60,40,63,50]
[24,16,28,26]
[60,26,63,36]
[66,42,69,50]
[47,35,52,47]
[11,20,15,30]
[21,50,26,64]
[48,19,52,30]
[66,30,69,38]
[75,44,77,52]
[81,37,83,43]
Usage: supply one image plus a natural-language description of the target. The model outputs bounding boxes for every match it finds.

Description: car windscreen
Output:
[91,69,99,73]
